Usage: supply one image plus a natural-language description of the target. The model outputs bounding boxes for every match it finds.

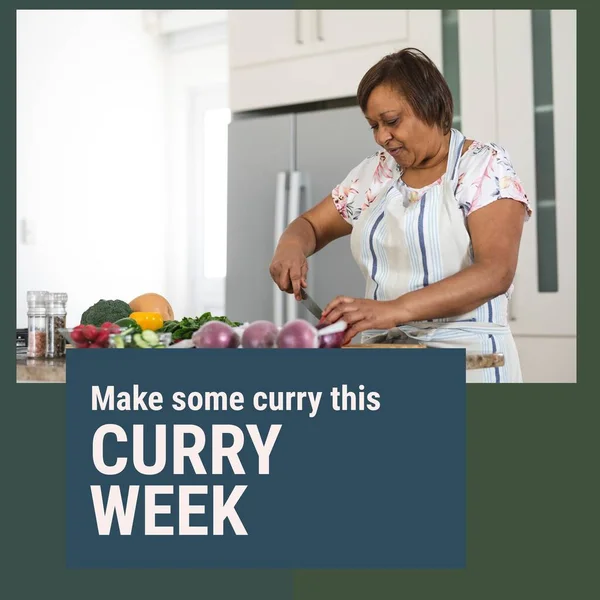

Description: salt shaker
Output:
[46,292,68,358]
[27,291,49,359]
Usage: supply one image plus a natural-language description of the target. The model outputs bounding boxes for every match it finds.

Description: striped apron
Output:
[350,129,523,383]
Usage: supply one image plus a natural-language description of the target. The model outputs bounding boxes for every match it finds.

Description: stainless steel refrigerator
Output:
[225,104,377,326]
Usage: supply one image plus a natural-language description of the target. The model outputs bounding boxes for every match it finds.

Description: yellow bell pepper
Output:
[129,312,164,331]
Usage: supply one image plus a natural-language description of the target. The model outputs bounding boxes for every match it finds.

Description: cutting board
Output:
[343,343,426,349]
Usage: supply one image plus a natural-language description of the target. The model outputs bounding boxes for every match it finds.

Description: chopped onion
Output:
[316,320,348,348]
[192,321,240,349]
[241,320,278,348]
[276,319,319,348]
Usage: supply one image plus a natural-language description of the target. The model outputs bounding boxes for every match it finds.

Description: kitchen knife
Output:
[300,288,323,320]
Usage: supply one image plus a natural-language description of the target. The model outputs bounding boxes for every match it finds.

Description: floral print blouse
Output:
[332,140,532,224]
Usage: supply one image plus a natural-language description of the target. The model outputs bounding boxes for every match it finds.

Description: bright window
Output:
[202,107,231,279]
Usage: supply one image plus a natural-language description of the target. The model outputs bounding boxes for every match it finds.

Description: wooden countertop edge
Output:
[343,344,505,369]
[17,345,504,382]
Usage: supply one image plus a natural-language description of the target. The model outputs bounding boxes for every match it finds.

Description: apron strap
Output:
[446,128,466,190]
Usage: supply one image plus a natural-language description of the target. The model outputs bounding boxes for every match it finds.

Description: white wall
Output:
[17,10,167,328]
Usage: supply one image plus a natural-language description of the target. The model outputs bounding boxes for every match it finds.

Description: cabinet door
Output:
[228,10,311,68]
[316,10,442,68]
[457,10,498,142]
[316,10,408,52]
[494,10,576,336]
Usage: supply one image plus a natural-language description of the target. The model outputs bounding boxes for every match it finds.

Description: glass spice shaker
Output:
[46,292,68,358]
[27,291,49,359]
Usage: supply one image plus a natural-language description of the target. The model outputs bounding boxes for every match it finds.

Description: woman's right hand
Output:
[269,243,308,300]
[269,193,352,300]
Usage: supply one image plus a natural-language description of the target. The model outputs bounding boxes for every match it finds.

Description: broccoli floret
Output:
[80,299,132,327]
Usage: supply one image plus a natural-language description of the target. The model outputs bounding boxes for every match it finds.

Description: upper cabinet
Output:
[229,10,411,67]
[228,10,310,68]
[315,10,410,54]
[228,10,442,112]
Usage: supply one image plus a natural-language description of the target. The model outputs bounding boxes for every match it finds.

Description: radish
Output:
[83,325,98,341]
[192,321,240,349]
[95,329,110,346]
[276,319,319,348]
[241,320,278,348]
[70,327,87,344]
[100,322,121,334]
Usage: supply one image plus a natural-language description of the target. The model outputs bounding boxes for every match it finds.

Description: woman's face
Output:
[364,84,442,169]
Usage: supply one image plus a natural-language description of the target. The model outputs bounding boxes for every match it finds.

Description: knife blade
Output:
[300,289,323,320]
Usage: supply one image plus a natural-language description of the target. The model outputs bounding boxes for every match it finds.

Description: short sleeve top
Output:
[332,140,531,225]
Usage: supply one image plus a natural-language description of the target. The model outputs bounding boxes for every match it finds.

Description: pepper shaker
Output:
[46,292,68,358]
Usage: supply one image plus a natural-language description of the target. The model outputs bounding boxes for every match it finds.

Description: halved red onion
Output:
[316,320,348,348]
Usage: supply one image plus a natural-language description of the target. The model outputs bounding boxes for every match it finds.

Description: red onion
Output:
[241,320,278,348]
[276,319,319,348]
[192,321,240,348]
[316,320,348,348]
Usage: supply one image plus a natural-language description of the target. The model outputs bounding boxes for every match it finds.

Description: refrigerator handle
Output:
[273,171,287,328]
[286,171,302,322]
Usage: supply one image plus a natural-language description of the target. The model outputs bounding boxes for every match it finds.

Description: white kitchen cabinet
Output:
[228,10,310,68]
[457,9,577,381]
[313,10,409,55]
[229,10,417,69]
[515,336,577,383]
[495,10,576,339]
[228,9,442,111]
[458,10,576,339]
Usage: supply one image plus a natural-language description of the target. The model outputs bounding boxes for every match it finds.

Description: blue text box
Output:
[66,348,466,569]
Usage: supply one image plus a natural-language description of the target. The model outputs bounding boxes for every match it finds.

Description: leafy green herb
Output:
[158,313,242,341]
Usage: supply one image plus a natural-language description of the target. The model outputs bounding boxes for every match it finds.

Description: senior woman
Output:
[269,48,531,383]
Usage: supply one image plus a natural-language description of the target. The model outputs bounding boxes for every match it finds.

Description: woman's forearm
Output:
[275,216,318,258]
[394,261,513,323]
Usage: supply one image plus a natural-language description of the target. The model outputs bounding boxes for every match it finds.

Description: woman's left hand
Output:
[320,297,405,345]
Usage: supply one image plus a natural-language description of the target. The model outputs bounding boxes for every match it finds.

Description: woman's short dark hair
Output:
[357,48,454,134]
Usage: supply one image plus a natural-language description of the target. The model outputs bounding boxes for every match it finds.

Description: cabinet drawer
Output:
[514,336,576,383]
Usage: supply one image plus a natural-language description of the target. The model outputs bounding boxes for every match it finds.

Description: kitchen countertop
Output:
[16,347,504,383]
[17,355,66,383]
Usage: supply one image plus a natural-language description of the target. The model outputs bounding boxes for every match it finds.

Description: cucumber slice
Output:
[141,330,160,346]
[133,333,151,348]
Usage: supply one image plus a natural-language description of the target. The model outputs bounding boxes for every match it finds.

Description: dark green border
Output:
[6,3,596,600]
